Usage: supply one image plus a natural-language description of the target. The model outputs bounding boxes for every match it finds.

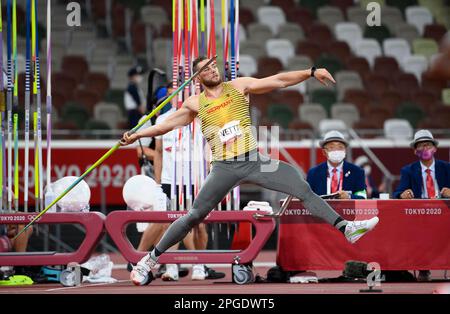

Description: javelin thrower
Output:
[121,57,380,286]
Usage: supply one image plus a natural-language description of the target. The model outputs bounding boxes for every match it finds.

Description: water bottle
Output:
[44,185,57,213]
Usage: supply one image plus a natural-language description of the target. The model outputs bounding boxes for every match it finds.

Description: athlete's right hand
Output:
[120,131,139,146]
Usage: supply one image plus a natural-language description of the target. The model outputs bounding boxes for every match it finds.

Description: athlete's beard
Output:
[202,76,223,87]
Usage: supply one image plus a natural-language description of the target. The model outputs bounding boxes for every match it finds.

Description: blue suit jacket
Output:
[306,161,367,199]
[393,159,450,199]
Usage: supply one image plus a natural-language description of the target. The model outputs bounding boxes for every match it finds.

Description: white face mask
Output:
[327,150,346,164]
[135,75,143,84]
[363,165,372,175]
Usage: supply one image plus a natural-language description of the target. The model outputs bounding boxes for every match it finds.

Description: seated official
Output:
[394,129,450,200]
[393,129,450,282]
[307,131,367,199]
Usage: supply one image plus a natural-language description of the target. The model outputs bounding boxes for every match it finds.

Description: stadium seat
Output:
[266,39,295,67]
[365,73,390,99]
[300,0,330,17]
[395,102,425,128]
[140,5,168,33]
[241,40,266,60]
[394,23,420,45]
[296,41,322,61]
[331,103,360,128]
[343,89,372,112]
[379,90,403,109]
[248,23,273,43]
[422,74,448,97]
[383,38,411,66]
[287,55,313,71]
[423,24,448,43]
[326,40,352,63]
[62,55,89,84]
[311,89,337,115]
[256,57,283,78]
[85,119,112,139]
[366,106,394,124]
[274,90,304,114]
[335,71,364,100]
[62,102,90,129]
[354,39,382,67]
[257,6,286,34]
[401,55,428,82]
[153,38,172,70]
[318,6,345,32]
[286,7,314,31]
[405,6,433,35]
[334,22,362,51]
[315,54,344,76]
[238,55,258,77]
[374,56,400,77]
[435,7,450,29]
[395,73,420,100]
[442,88,450,106]
[346,7,367,30]
[307,78,336,95]
[412,38,439,59]
[383,118,414,140]
[288,119,314,131]
[418,0,445,17]
[345,57,371,79]
[431,106,450,126]
[94,102,124,129]
[73,89,101,115]
[241,0,267,16]
[329,0,354,13]
[271,0,297,16]
[84,72,110,98]
[299,103,328,130]
[319,119,348,136]
[239,7,255,27]
[268,104,294,129]
[307,23,335,49]
[364,25,392,44]
[278,23,305,46]
[414,90,439,109]
[52,72,78,100]
[386,0,418,13]
[380,6,404,33]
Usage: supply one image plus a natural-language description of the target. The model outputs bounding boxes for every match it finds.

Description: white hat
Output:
[354,155,369,167]
[410,129,439,148]
[319,130,348,148]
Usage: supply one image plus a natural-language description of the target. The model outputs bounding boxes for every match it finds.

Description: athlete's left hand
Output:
[314,68,336,87]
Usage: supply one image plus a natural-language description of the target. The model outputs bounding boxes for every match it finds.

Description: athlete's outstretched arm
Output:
[120,97,198,146]
[233,68,336,95]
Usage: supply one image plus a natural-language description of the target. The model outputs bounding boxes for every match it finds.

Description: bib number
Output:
[218,120,242,144]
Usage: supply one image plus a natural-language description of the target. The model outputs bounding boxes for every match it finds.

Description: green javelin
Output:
[14,56,217,240]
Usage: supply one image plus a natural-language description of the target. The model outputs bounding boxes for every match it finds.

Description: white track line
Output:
[45,279,129,292]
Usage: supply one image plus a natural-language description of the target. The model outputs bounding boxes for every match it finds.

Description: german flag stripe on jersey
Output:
[198,82,257,160]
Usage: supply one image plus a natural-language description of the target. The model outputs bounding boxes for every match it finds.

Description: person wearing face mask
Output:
[354,155,381,199]
[393,130,450,282]
[124,65,146,129]
[307,131,367,199]
[394,129,450,200]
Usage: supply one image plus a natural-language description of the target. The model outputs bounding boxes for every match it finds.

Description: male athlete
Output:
[121,56,379,285]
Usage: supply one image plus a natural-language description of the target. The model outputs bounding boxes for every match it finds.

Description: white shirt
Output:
[326,162,343,195]
[154,109,192,184]
[420,159,439,198]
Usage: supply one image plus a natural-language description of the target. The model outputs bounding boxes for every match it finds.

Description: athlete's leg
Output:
[246,156,342,226]
[154,162,241,254]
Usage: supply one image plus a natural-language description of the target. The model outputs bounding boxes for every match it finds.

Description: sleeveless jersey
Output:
[198,82,257,160]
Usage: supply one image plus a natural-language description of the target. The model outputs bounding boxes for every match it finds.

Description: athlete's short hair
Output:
[192,56,208,72]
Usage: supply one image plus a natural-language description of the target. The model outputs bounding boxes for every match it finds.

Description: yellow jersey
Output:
[198,82,258,160]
